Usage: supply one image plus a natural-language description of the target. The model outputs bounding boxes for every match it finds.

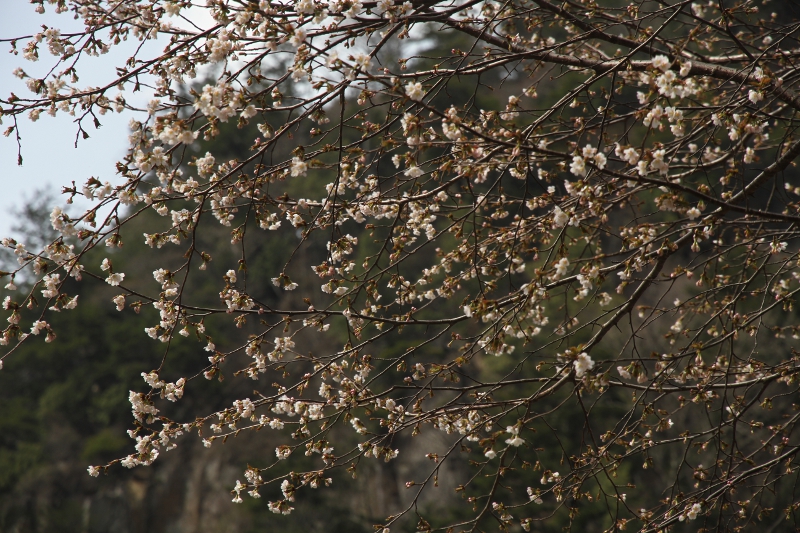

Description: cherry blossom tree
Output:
[2,0,800,530]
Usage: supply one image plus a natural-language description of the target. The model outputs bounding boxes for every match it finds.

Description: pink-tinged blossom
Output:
[106,272,125,286]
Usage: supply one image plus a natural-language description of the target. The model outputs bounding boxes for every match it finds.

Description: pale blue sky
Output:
[0,3,151,241]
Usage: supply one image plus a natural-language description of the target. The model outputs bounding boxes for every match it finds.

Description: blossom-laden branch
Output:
[3,0,800,531]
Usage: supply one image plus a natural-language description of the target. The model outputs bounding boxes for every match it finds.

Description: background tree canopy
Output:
[3,0,800,532]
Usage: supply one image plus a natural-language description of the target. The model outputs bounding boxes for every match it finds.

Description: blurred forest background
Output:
[4,3,800,532]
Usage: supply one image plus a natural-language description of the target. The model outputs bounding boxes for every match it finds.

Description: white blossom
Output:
[573,352,594,378]
[405,82,424,101]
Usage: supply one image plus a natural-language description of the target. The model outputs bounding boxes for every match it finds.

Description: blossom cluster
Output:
[1,0,799,531]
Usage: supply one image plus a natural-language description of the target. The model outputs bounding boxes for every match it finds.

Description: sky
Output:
[0,3,156,241]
